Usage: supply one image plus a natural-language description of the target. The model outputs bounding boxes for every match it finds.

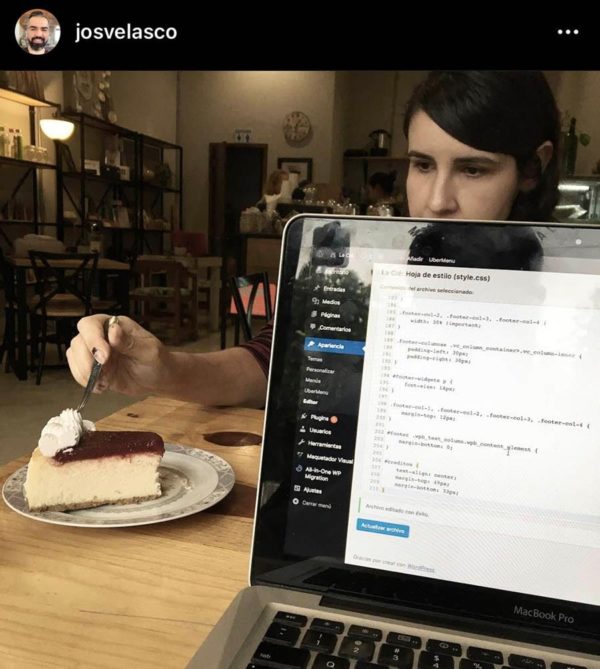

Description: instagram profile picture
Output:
[15,9,60,55]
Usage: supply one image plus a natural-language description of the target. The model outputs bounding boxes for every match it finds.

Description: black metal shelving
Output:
[0,87,61,248]
[59,112,183,259]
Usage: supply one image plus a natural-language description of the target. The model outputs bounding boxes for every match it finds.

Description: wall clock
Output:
[283,111,311,142]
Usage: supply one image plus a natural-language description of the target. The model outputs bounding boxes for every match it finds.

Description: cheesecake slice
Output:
[24,430,165,512]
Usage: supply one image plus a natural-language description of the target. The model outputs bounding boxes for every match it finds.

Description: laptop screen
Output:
[252,216,600,645]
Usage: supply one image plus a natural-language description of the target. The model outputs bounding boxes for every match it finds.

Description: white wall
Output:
[177,71,337,233]
[389,71,428,157]
[109,71,177,142]
[336,71,425,156]
[331,72,352,189]
[342,71,397,152]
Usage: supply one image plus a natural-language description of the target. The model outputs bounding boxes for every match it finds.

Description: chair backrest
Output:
[171,231,208,257]
[0,247,17,305]
[28,251,99,315]
[229,272,273,341]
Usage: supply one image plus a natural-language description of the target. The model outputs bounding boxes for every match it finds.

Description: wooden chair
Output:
[170,233,221,331]
[91,252,137,315]
[228,272,275,343]
[0,248,18,373]
[130,259,198,345]
[28,251,99,385]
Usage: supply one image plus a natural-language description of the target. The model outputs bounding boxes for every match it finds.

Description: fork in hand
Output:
[76,316,116,412]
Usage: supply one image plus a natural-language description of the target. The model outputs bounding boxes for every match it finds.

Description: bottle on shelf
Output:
[563,117,578,177]
[8,128,15,158]
[89,220,103,255]
[14,129,23,160]
[0,126,8,157]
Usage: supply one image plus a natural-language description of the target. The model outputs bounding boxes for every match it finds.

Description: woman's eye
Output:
[463,165,487,177]
[412,160,433,173]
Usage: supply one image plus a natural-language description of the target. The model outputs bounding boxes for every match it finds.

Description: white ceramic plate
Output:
[2,443,235,528]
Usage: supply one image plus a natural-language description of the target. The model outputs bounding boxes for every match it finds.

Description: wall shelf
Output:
[58,113,182,259]
[0,220,58,226]
[0,86,58,108]
[0,89,59,249]
[63,171,136,186]
[0,156,56,170]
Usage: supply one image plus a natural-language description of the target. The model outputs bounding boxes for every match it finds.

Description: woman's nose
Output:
[427,174,459,216]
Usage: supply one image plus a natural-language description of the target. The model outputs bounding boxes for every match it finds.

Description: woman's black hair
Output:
[368,170,397,196]
[403,71,561,221]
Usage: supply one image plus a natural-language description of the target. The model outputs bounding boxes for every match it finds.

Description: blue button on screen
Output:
[304,337,365,356]
[357,518,410,538]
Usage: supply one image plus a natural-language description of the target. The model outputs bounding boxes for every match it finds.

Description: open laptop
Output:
[188,215,600,669]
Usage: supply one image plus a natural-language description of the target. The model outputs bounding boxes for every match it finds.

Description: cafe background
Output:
[1,71,599,260]
[3,71,600,235]
[1,70,600,462]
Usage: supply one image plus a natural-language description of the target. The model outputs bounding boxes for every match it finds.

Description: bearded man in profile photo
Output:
[20,10,55,55]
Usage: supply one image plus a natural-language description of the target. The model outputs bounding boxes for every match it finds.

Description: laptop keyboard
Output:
[246,611,589,669]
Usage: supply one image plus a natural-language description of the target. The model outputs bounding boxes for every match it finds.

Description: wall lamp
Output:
[40,116,75,141]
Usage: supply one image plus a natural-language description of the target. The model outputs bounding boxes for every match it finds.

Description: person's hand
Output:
[67,315,168,397]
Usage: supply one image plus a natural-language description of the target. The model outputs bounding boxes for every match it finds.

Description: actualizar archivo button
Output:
[356,518,410,538]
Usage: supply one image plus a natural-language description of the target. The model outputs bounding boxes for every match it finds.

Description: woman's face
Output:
[406,110,521,221]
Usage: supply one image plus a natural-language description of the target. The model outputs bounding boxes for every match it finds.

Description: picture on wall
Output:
[277,157,313,183]
[63,71,118,123]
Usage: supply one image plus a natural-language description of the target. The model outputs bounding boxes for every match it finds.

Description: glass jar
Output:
[304,185,316,203]
[23,145,37,161]
[89,221,103,255]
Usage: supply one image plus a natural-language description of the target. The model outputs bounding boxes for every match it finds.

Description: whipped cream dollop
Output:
[38,409,96,457]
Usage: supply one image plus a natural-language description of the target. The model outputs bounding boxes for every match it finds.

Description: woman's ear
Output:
[519,141,554,193]
[536,140,554,173]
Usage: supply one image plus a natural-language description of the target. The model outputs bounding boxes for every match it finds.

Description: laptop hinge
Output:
[320,594,600,656]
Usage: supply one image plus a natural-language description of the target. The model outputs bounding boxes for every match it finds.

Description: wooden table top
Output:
[0,397,264,668]
[7,256,130,271]
[137,254,222,269]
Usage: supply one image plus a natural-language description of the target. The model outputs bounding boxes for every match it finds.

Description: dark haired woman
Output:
[404,70,559,222]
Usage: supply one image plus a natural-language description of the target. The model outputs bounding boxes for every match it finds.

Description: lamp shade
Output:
[40,118,75,141]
